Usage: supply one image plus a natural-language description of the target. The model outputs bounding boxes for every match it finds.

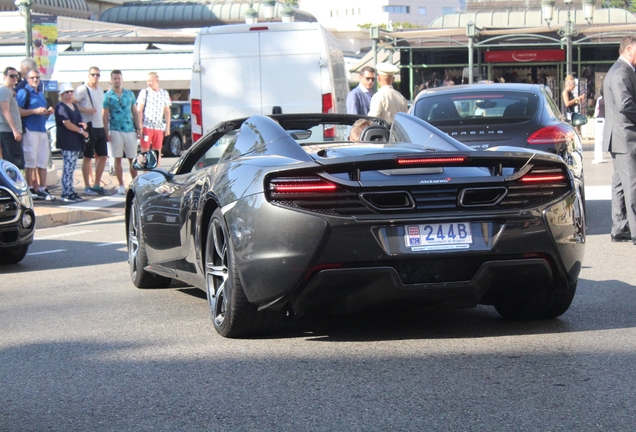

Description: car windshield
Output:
[412,91,539,126]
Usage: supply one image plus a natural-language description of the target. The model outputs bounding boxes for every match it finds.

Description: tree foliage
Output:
[602,0,636,13]
[358,22,423,30]
[283,0,298,5]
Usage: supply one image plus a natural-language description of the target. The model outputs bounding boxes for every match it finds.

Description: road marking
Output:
[96,241,127,247]
[35,230,97,240]
[584,185,611,201]
[27,249,67,256]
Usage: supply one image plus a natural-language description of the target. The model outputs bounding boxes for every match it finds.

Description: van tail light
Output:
[191,98,203,142]
[527,124,573,146]
[322,93,335,138]
[270,177,338,194]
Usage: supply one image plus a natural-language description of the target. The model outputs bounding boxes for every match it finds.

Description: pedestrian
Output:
[103,70,139,195]
[55,82,89,203]
[0,67,24,170]
[16,69,55,201]
[76,66,108,196]
[368,62,408,123]
[137,72,171,164]
[562,75,584,121]
[346,66,376,115]
[592,87,607,164]
[15,58,43,93]
[349,119,373,141]
[602,35,636,245]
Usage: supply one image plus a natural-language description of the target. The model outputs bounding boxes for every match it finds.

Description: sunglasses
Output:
[28,76,40,80]
[62,90,73,94]
[90,73,101,77]
[7,74,19,79]
[363,76,375,81]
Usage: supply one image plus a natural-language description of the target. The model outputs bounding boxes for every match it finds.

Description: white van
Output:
[190,22,348,141]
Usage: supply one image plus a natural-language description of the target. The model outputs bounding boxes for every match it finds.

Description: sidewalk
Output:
[33,157,133,229]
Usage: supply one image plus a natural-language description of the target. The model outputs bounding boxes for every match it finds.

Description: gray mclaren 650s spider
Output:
[125,112,585,338]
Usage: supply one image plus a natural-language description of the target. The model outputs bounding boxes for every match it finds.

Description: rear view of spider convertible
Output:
[125,113,585,337]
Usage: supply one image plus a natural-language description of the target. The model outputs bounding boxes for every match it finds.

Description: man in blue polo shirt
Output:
[17,69,54,201]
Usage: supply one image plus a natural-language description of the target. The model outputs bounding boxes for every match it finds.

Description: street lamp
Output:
[244,5,258,24]
[466,21,476,84]
[281,5,295,23]
[541,0,596,76]
[262,0,276,22]
[14,0,32,58]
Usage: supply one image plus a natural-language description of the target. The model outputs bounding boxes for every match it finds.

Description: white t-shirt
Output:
[76,84,104,128]
[137,87,171,130]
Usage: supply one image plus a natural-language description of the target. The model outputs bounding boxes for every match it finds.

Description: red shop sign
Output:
[484,49,565,63]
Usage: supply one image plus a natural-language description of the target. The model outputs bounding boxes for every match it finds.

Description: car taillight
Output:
[396,156,468,165]
[191,98,202,142]
[527,125,573,145]
[520,173,567,183]
[270,177,338,194]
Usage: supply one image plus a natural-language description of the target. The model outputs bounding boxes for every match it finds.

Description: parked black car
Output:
[0,160,35,264]
[410,83,586,201]
[162,101,192,157]
[126,113,585,338]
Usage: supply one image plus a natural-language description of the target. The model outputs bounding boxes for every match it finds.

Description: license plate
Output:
[405,223,472,251]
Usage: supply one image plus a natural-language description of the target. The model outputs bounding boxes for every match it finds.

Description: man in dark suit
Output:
[603,35,636,244]
[346,66,376,115]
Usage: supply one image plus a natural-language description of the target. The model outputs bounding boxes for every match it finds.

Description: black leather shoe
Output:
[633,238,636,245]
[611,233,632,242]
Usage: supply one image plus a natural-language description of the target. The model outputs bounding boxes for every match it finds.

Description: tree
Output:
[283,0,298,5]
[602,0,636,13]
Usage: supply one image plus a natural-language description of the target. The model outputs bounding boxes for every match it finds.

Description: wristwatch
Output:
[79,128,83,134]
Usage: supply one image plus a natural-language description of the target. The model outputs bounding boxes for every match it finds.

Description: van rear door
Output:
[198,31,262,126]
[259,28,322,115]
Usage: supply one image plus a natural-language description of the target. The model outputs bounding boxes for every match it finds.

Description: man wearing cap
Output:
[368,62,408,123]
[346,66,376,115]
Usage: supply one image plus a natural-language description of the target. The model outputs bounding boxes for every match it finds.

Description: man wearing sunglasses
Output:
[15,58,43,94]
[0,67,24,169]
[17,69,55,201]
[76,66,107,196]
[346,66,376,116]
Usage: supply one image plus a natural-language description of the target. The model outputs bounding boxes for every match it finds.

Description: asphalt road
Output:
[2,152,636,431]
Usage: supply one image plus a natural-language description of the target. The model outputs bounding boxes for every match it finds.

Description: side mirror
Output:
[571,113,588,126]
[132,150,158,171]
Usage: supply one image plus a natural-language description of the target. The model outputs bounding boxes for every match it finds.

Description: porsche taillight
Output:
[527,125,574,146]
[191,98,203,142]
[269,177,338,194]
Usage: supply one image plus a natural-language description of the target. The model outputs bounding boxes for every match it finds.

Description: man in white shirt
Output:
[76,66,108,196]
[368,62,408,123]
[137,72,171,163]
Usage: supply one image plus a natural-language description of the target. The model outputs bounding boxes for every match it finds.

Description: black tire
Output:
[164,133,182,157]
[128,197,171,288]
[205,209,282,338]
[0,245,28,265]
[494,283,577,320]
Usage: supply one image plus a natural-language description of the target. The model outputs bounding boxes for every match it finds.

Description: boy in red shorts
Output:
[136,72,171,163]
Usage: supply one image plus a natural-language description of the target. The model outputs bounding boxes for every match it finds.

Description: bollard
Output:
[592,118,607,164]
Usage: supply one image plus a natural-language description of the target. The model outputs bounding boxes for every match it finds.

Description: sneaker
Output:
[30,188,42,200]
[60,194,78,203]
[92,185,106,196]
[71,192,84,201]
[117,185,126,195]
[108,166,115,176]
[84,187,98,196]
[37,189,56,201]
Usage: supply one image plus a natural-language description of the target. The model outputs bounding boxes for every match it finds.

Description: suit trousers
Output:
[610,152,636,237]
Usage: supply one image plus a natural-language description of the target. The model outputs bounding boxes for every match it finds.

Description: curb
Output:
[35,204,126,229]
